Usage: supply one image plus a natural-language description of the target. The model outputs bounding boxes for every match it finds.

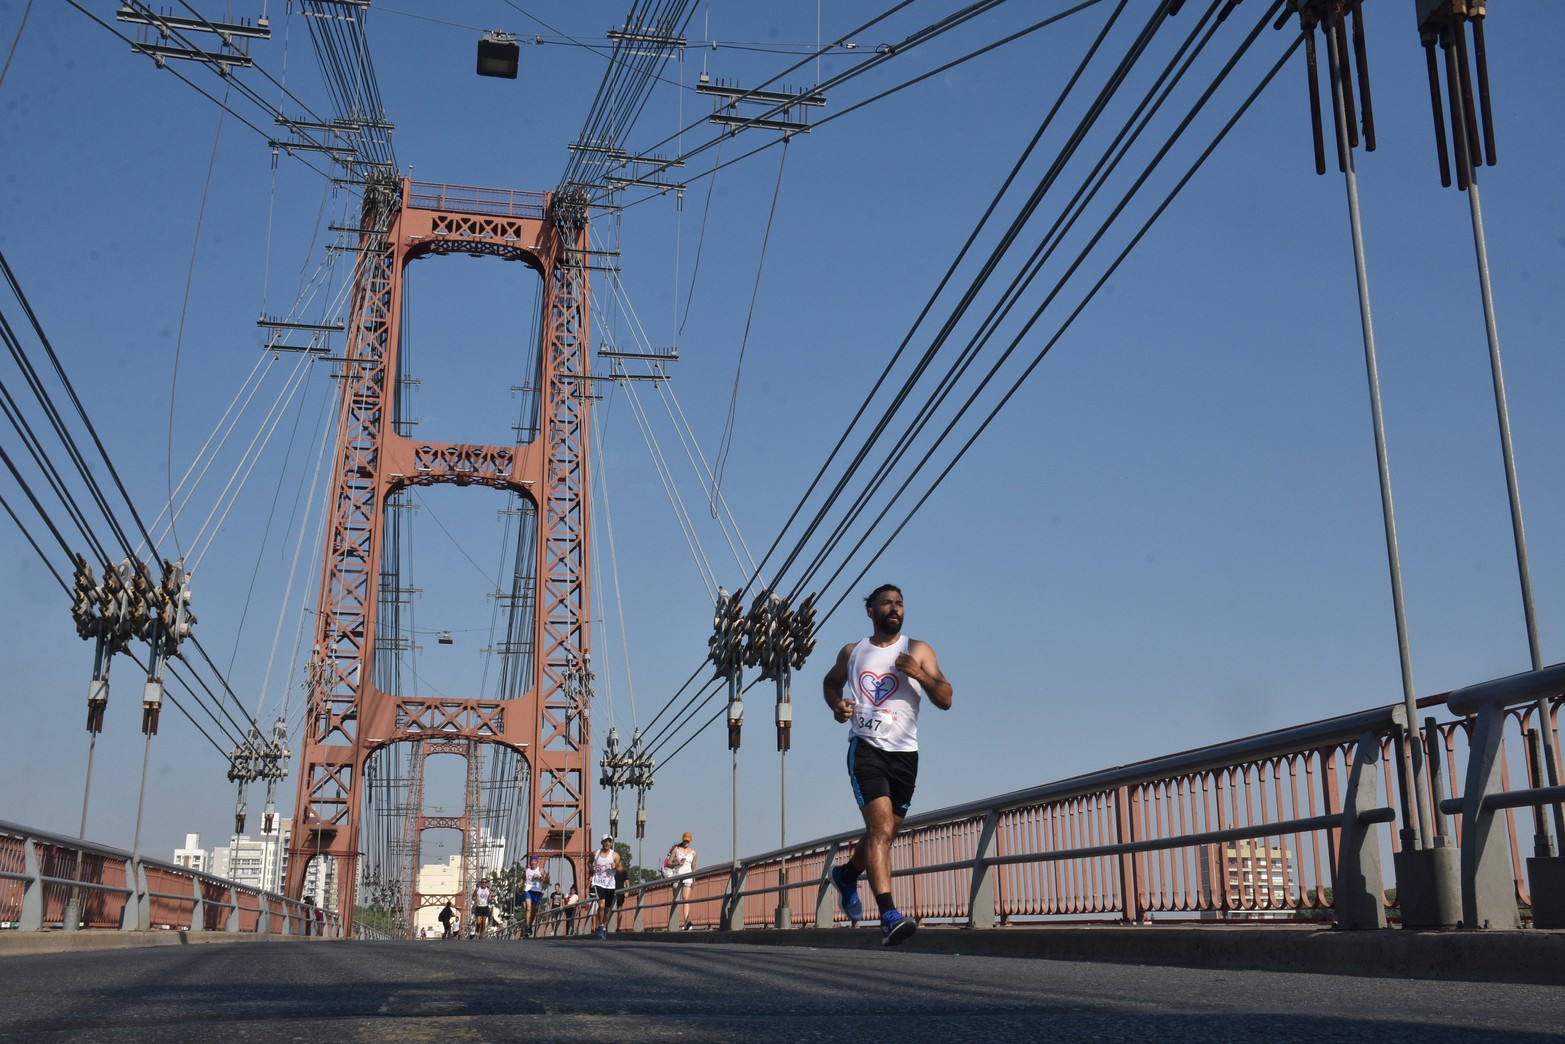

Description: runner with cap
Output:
[590,833,621,940]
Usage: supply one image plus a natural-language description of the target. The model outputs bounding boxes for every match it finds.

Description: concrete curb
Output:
[7,923,1562,986]
[596,923,1565,986]
[0,931,320,957]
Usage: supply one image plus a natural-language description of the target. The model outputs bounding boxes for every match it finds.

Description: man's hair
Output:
[863,583,902,609]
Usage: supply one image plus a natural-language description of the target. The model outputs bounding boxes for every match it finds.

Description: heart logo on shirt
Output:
[859,671,899,705]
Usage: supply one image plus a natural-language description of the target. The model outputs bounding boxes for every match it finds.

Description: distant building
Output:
[213,817,290,895]
[408,828,511,936]
[172,834,207,873]
[300,850,339,913]
[1198,839,1295,919]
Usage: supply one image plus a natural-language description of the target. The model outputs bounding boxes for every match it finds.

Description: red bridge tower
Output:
[285,177,594,923]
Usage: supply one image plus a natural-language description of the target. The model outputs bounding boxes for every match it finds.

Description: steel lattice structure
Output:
[285,178,593,918]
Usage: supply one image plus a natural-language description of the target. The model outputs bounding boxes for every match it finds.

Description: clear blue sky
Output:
[1,2,1561,876]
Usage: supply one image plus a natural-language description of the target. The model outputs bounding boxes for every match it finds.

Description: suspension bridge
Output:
[1,4,1563,1031]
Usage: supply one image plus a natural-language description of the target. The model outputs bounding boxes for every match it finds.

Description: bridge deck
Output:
[2,929,1560,1042]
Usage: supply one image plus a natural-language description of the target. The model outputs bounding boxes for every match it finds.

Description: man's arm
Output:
[822,642,854,722]
[898,640,953,710]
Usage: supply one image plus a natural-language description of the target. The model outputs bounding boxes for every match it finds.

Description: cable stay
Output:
[620,0,1308,778]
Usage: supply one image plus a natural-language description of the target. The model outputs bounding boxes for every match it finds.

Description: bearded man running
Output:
[822,583,953,946]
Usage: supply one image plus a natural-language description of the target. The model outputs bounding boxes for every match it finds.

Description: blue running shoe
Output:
[831,863,862,923]
[880,909,917,946]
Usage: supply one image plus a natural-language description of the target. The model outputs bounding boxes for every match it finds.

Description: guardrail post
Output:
[258,894,272,935]
[120,858,149,932]
[189,875,205,933]
[632,888,646,932]
[1335,731,1388,929]
[816,844,842,928]
[967,811,1000,929]
[1115,786,1145,923]
[1527,854,1565,928]
[1394,720,1461,928]
[224,887,240,933]
[721,862,748,932]
[1523,725,1565,928]
[19,836,43,931]
[1458,704,1522,929]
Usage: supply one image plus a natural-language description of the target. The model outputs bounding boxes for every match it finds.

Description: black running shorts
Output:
[846,735,918,815]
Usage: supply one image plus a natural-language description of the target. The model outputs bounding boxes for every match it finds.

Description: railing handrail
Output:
[1445,662,1565,716]
[0,821,339,935]
[0,819,298,903]
[726,700,1407,869]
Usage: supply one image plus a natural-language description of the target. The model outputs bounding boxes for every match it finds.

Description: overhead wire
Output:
[805,0,1284,605]
[791,0,1247,603]
[823,12,1302,626]
[0,271,267,747]
[627,0,1304,772]
[0,4,403,823]
[558,0,701,193]
[593,411,640,725]
[184,352,318,574]
[597,1,1119,760]
[164,80,233,560]
[755,0,1182,594]
[592,0,1011,206]
[64,1,338,183]
[0,252,156,559]
[0,0,33,92]
[774,0,1162,595]
[622,0,1151,760]
[703,3,1127,587]
[223,361,333,684]
[255,387,336,723]
[710,136,789,504]
[143,354,277,553]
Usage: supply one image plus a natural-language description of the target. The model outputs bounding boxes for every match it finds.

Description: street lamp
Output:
[477,31,519,79]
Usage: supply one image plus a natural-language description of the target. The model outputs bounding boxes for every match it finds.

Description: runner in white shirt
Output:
[822,584,953,947]
[523,855,547,937]
[590,834,622,940]
[473,881,493,939]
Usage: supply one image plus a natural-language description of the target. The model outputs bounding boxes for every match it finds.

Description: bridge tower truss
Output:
[285,178,594,917]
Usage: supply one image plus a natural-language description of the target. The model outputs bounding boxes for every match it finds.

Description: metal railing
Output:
[9,664,1560,941]
[0,821,342,937]
[407,181,548,219]
[539,665,1564,937]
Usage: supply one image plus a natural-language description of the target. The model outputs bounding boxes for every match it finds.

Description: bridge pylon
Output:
[284,177,594,923]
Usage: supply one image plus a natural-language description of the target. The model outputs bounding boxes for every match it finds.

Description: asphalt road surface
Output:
[1,937,1560,1042]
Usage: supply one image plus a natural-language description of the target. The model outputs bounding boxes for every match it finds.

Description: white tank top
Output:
[592,849,618,889]
[846,635,923,752]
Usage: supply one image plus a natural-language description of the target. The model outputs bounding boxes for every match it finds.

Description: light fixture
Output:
[477,30,519,79]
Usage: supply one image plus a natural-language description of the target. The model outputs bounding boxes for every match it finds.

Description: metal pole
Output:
[730,744,739,872]
[776,669,791,929]
[77,732,97,840]
[1449,97,1562,851]
[730,671,740,872]
[63,730,99,932]
[1325,14,1431,848]
[132,729,153,860]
